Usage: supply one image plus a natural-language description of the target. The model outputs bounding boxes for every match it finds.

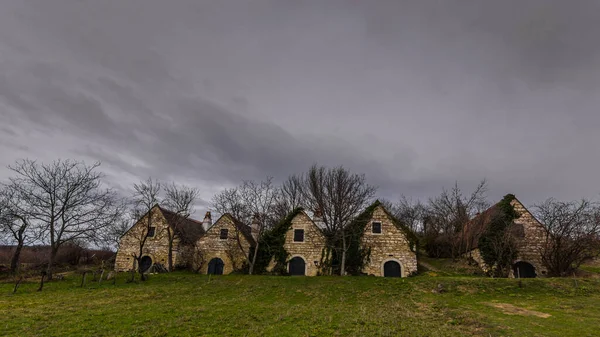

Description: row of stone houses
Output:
[115,202,419,277]
[115,196,547,278]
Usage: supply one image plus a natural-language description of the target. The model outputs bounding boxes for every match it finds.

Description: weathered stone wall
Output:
[510,199,548,277]
[115,207,183,272]
[466,199,548,277]
[195,215,251,275]
[361,206,417,277]
[282,211,326,276]
[465,248,490,273]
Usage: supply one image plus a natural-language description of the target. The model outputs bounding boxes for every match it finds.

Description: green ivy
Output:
[478,194,520,277]
[344,200,419,275]
[253,208,304,275]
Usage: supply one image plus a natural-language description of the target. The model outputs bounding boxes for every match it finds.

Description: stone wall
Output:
[115,206,183,272]
[465,199,548,277]
[361,206,417,277]
[282,211,326,276]
[195,214,252,275]
[510,199,548,277]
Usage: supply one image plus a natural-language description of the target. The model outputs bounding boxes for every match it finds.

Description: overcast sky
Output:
[1,0,599,212]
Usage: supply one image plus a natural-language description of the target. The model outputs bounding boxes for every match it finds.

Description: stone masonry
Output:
[282,211,327,276]
[361,205,418,277]
[115,206,183,272]
[195,214,253,275]
[466,198,548,277]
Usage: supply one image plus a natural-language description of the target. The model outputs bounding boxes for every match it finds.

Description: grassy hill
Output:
[2,272,600,336]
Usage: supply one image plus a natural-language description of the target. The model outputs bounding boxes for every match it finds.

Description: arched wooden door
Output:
[513,261,536,278]
[289,257,306,276]
[139,256,153,273]
[207,258,224,275]
[383,260,402,277]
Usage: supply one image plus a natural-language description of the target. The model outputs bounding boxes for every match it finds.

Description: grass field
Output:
[2,272,600,336]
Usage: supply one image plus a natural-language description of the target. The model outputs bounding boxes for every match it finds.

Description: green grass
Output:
[2,273,600,336]
[580,265,600,274]
[418,256,485,277]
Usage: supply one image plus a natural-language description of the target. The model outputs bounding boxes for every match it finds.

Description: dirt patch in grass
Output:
[486,303,551,318]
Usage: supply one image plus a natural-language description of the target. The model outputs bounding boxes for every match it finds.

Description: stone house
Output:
[462,196,548,278]
[281,210,327,276]
[359,202,418,277]
[195,213,255,275]
[115,205,205,272]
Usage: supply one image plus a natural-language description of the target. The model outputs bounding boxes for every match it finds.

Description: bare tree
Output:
[299,165,377,275]
[423,180,489,258]
[212,187,248,223]
[163,182,199,271]
[274,174,304,220]
[6,159,121,279]
[534,198,600,276]
[383,196,426,234]
[99,210,132,251]
[240,178,279,275]
[0,186,38,273]
[212,177,279,275]
[130,177,161,281]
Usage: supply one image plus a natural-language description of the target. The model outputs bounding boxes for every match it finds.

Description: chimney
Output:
[313,207,324,228]
[202,211,212,231]
[251,213,260,240]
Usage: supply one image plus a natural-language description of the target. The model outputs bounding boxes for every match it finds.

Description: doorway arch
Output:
[513,261,536,278]
[288,256,306,276]
[139,256,153,273]
[383,260,402,277]
[207,257,224,275]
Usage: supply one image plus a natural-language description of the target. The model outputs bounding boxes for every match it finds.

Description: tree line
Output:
[1,158,600,280]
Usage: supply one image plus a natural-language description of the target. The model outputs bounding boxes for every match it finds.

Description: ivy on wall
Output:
[253,208,304,275]
[478,194,520,277]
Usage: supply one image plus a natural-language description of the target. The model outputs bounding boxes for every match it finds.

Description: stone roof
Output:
[462,197,536,251]
[158,206,206,244]
[461,203,501,251]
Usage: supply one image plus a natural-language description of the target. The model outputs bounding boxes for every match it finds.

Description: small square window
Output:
[293,229,305,242]
[220,228,229,240]
[372,222,382,234]
[147,226,156,237]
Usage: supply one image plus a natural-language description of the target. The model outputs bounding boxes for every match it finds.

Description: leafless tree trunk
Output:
[212,177,279,275]
[5,159,122,280]
[131,178,161,281]
[163,183,199,272]
[0,187,38,274]
[37,271,47,292]
[299,165,377,276]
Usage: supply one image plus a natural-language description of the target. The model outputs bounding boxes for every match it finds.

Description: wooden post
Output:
[37,271,47,292]
[80,271,88,288]
[98,269,105,284]
[13,277,23,294]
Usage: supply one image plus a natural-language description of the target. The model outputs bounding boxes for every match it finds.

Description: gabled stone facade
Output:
[195,214,254,275]
[360,205,418,277]
[282,211,327,276]
[115,206,183,272]
[465,197,548,277]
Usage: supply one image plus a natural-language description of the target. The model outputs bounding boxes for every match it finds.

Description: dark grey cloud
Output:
[1,0,600,210]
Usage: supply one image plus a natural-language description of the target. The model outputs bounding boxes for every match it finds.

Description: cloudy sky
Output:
[1,0,599,211]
